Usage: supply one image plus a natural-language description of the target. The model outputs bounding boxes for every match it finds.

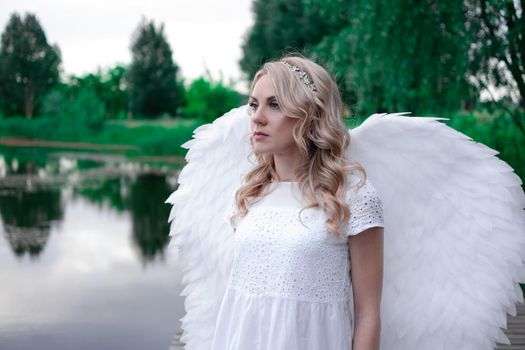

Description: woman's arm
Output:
[348,226,384,350]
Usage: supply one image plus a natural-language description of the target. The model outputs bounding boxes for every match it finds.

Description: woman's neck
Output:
[272,148,302,181]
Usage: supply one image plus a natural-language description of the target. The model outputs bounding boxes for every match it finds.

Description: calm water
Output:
[0,147,185,350]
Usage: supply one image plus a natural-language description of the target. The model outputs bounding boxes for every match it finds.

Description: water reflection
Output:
[129,174,172,263]
[76,177,129,213]
[1,149,48,176]
[73,173,173,264]
[0,149,177,263]
[0,148,185,349]
[0,189,63,257]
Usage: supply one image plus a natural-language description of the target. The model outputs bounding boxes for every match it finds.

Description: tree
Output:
[103,65,128,119]
[40,83,106,132]
[240,0,350,80]
[0,12,61,118]
[127,18,181,118]
[182,72,243,122]
[65,65,128,119]
[321,0,471,116]
[465,0,525,134]
[240,0,306,79]
[240,0,474,116]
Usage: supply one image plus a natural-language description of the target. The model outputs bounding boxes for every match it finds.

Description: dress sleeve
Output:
[344,179,385,237]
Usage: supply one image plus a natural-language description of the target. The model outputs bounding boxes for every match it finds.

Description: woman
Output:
[210,56,383,349]
[166,54,525,350]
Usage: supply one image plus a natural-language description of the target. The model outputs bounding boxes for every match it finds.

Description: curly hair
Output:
[231,54,366,238]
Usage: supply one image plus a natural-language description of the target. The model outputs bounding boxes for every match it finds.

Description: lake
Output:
[0,146,185,350]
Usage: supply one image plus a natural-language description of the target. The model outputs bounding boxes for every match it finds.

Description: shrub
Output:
[40,87,106,132]
[182,73,243,122]
[446,109,525,189]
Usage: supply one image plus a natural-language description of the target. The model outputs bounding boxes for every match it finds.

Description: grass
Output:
[0,116,206,158]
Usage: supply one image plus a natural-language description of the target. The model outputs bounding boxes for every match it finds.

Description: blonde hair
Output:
[231,54,366,238]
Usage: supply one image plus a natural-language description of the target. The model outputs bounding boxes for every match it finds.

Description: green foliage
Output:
[0,116,202,157]
[127,18,182,118]
[340,0,471,116]
[66,65,128,119]
[0,116,62,140]
[39,65,128,121]
[67,88,106,131]
[240,0,522,122]
[133,122,200,155]
[0,12,61,118]
[103,65,128,118]
[464,0,525,134]
[182,73,243,122]
[0,116,92,141]
[240,0,308,79]
[240,0,351,80]
[446,109,525,189]
[87,118,202,156]
[40,85,105,133]
[40,88,64,118]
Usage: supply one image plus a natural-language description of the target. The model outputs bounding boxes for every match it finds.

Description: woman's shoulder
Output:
[345,171,381,204]
[343,171,385,236]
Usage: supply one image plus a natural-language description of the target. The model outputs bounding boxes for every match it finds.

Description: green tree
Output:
[64,65,128,119]
[182,72,243,122]
[127,18,181,118]
[240,0,350,80]
[240,0,306,79]
[0,12,61,118]
[325,0,471,116]
[240,0,473,116]
[103,65,128,119]
[465,0,525,134]
[40,83,105,132]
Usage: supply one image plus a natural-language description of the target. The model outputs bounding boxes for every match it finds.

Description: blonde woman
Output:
[166,55,525,350]
[209,55,383,350]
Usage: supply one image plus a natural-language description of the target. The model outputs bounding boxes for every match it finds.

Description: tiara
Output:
[281,60,318,92]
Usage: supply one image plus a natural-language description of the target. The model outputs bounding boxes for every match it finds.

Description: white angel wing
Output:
[165,105,253,350]
[347,112,525,350]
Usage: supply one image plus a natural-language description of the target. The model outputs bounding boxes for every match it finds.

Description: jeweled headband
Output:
[281,60,318,92]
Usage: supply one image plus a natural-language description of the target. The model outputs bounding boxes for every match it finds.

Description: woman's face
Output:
[249,74,299,156]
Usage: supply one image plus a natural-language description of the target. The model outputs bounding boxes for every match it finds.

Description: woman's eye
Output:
[269,102,280,110]
[248,102,258,110]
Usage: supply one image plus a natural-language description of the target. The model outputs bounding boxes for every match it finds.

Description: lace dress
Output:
[210,176,385,350]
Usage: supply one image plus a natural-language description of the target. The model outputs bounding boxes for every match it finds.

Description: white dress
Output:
[210,176,385,350]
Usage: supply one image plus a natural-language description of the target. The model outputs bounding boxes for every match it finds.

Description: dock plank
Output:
[497,303,525,350]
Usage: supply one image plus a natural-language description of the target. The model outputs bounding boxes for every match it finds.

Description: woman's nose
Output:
[250,107,266,125]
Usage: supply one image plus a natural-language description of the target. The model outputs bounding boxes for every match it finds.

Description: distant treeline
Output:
[1,1,523,133]
[0,13,243,124]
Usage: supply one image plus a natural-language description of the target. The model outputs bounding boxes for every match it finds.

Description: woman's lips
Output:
[253,131,268,140]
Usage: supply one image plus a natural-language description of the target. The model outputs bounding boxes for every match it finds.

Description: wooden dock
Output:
[168,303,525,349]
[497,303,525,350]
[168,330,184,350]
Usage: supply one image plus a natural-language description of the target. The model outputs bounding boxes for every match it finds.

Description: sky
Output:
[0,0,254,90]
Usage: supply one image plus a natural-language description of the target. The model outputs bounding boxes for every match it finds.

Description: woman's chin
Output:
[253,150,268,156]
[252,147,272,156]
